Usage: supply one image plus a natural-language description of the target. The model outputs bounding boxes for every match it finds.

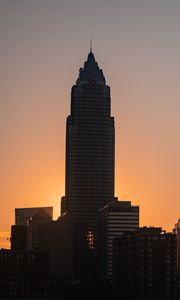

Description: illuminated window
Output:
[86,230,94,250]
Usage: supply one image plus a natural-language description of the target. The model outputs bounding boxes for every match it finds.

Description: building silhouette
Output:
[11,225,27,250]
[174,219,180,273]
[38,213,97,279]
[99,200,139,279]
[0,249,52,298]
[61,49,115,249]
[11,207,53,251]
[173,219,180,298]
[27,208,52,249]
[112,227,177,300]
[15,207,53,226]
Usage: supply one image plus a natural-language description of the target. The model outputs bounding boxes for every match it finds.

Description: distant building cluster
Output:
[0,51,179,299]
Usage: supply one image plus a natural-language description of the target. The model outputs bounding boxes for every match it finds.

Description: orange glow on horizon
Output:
[1,0,180,249]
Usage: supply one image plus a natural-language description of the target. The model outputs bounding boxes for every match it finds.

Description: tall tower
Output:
[61,50,115,247]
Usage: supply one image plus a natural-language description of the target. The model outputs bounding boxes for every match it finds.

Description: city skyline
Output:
[1,0,180,248]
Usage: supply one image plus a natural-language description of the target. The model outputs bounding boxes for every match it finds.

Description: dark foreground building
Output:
[99,200,139,279]
[61,49,115,249]
[38,213,96,279]
[11,207,52,251]
[112,227,177,300]
[0,249,54,299]
[174,218,180,273]
[0,249,111,299]
[15,207,53,225]
[11,225,27,250]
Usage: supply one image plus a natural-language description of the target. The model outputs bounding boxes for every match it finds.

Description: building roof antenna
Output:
[90,37,92,52]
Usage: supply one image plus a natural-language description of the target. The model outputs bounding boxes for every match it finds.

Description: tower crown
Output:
[76,51,106,85]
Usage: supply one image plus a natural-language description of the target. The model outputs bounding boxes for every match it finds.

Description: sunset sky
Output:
[1,0,180,248]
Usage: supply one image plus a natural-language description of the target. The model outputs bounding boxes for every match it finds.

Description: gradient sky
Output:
[1,0,180,248]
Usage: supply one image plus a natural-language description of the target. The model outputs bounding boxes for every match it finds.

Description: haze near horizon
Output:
[1,0,180,248]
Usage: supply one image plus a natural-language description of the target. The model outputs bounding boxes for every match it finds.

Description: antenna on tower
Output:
[90,38,92,52]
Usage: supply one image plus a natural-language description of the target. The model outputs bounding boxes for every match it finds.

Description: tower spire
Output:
[90,38,92,53]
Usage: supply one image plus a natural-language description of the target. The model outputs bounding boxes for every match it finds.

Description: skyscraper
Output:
[61,49,115,248]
